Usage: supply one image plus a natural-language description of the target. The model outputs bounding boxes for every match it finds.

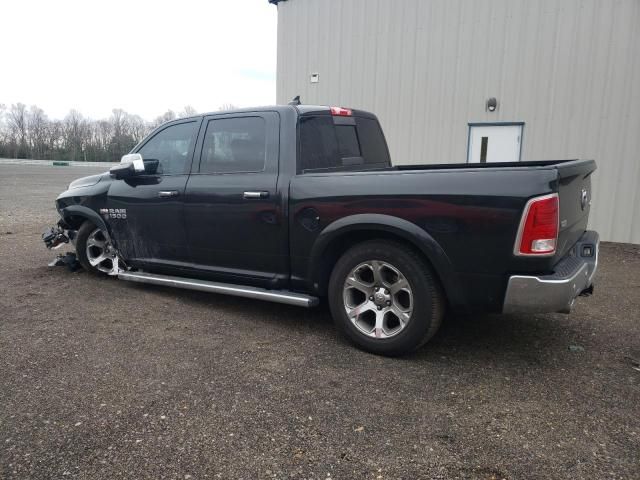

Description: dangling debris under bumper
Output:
[42,221,76,250]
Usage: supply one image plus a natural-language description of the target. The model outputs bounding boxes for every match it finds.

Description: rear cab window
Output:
[298,111,391,173]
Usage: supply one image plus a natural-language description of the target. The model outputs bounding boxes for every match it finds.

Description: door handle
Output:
[243,191,269,199]
[158,190,179,198]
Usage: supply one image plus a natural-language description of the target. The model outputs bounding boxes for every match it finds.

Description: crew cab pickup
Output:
[46,105,598,355]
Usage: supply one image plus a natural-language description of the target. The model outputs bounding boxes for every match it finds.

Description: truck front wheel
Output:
[328,240,445,356]
[76,221,118,276]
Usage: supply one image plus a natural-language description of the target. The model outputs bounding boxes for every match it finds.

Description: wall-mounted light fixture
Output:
[310,73,319,84]
[487,97,498,112]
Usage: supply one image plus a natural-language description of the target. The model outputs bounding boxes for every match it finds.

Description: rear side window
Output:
[299,115,390,172]
[200,117,266,173]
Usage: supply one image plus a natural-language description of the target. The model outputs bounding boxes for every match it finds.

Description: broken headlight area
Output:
[42,222,77,250]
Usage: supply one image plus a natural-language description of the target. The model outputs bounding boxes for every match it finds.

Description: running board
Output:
[118,271,319,308]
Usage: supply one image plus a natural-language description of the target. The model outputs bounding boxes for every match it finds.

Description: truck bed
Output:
[289,158,596,312]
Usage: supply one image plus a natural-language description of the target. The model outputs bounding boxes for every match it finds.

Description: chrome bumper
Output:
[503,231,599,314]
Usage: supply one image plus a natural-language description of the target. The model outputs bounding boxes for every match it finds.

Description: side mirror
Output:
[109,162,135,179]
[120,153,145,172]
[111,153,149,179]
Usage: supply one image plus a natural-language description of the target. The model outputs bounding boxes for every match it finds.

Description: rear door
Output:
[183,111,287,286]
[107,119,200,266]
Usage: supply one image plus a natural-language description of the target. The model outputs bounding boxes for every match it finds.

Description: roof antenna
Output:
[289,95,301,106]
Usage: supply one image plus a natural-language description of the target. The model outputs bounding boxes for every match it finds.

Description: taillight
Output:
[330,106,352,116]
[514,193,559,256]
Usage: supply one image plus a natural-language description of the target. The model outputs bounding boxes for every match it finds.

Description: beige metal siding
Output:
[276,0,640,244]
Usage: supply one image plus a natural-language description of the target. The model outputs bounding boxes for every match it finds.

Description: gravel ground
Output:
[1,164,639,480]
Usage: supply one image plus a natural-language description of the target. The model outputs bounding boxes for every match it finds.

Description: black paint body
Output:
[55,105,596,313]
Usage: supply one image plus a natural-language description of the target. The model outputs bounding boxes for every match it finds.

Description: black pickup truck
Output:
[45,105,599,355]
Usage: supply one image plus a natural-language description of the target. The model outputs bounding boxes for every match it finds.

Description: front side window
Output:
[138,121,197,175]
[200,117,266,173]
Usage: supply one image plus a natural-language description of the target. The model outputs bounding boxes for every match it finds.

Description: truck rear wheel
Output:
[76,221,118,276]
[328,240,445,356]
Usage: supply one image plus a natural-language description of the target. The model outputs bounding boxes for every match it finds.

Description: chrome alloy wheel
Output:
[343,260,413,339]
[85,228,118,274]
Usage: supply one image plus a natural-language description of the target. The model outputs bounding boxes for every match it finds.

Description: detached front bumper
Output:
[503,231,599,314]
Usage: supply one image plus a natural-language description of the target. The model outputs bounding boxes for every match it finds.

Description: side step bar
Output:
[118,271,319,308]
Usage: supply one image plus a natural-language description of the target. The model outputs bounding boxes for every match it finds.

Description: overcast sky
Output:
[1,0,277,121]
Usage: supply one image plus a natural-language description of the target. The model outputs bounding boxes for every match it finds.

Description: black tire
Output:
[328,240,445,356]
[76,221,112,276]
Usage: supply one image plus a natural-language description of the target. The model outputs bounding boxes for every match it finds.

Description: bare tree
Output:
[0,102,193,161]
[152,110,177,128]
[7,103,28,158]
[45,120,64,155]
[63,110,87,161]
[108,109,131,161]
[218,103,238,112]
[179,105,198,118]
[127,114,147,143]
[0,104,8,156]
[27,105,48,159]
[96,120,113,150]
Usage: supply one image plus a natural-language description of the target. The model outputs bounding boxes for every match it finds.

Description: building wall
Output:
[275,0,640,244]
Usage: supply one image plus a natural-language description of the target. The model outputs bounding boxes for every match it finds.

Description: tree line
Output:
[0,103,202,163]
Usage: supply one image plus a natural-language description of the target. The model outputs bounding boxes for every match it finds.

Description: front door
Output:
[183,111,287,286]
[467,124,523,163]
[107,119,200,267]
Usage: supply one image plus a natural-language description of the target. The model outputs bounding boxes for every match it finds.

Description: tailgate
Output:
[555,160,597,258]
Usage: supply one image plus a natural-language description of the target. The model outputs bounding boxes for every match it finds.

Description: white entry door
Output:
[467,124,523,163]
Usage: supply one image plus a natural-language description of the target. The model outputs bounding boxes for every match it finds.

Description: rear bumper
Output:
[503,230,599,314]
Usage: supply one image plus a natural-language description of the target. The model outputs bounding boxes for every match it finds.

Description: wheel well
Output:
[63,215,90,230]
[61,210,108,234]
[314,230,449,304]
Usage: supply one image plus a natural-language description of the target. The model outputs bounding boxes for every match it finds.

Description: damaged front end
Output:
[44,168,128,276]
[43,220,125,276]
[42,221,76,250]
[43,221,81,271]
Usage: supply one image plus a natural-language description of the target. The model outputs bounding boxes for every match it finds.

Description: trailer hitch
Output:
[579,284,594,297]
